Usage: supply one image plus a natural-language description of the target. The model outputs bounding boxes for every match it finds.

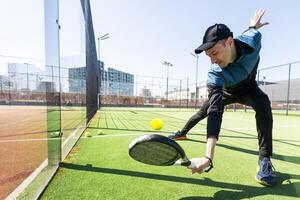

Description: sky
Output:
[0,1,45,74]
[90,0,300,84]
[1,0,300,85]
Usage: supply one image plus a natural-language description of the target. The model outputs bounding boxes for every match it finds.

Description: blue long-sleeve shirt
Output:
[206,28,262,139]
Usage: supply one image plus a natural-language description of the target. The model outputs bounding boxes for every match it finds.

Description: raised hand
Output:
[250,9,269,29]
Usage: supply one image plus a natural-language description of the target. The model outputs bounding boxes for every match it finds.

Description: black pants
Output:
[180,85,273,158]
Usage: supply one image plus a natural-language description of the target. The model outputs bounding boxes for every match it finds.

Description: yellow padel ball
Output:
[150,118,164,130]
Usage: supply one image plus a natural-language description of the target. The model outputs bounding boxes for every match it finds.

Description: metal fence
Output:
[100,61,300,115]
[257,61,300,115]
[100,74,208,108]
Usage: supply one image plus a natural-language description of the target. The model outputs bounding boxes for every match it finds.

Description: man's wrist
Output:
[243,26,257,33]
[204,156,214,172]
[204,156,213,163]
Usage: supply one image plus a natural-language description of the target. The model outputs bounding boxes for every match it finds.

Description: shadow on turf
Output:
[189,130,300,148]
[186,138,300,166]
[60,163,299,199]
[180,172,300,199]
[221,128,300,148]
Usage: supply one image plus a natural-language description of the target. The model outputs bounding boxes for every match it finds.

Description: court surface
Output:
[40,107,300,200]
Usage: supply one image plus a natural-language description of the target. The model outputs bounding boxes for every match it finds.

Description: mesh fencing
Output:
[100,75,208,108]
[99,61,300,115]
[257,61,300,115]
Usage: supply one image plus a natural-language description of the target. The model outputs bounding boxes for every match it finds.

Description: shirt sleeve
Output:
[207,64,225,87]
[206,86,224,140]
[236,28,262,50]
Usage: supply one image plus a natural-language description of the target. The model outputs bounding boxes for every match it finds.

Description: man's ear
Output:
[227,37,234,47]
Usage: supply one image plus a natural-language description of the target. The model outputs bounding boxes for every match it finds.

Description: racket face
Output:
[129,134,186,166]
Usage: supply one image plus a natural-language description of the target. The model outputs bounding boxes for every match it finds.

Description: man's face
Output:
[205,39,233,68]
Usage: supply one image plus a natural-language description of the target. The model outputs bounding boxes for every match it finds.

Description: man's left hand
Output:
[250,9,269,29]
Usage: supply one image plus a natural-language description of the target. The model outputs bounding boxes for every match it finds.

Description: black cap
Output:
[195,24,233,54]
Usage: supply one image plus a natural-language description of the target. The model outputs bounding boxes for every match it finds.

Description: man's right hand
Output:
[187,157,211,174]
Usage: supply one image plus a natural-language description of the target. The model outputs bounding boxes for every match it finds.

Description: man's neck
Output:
[230,44,238,63]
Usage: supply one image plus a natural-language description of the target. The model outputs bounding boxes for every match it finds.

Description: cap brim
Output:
[194,41,216,54]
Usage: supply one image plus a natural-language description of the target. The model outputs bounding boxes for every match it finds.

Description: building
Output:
[7,63,41,91]
[98,60,107,94]
[140,86,152,97]
[105,68,134,96]
[98,60,105,82]
[68,63,134,97]
[259,78,300,102]
[0,75,13,91]
[61,55,86,93]
[37,81,57,93]
[167,85,208,101]
[68,67,86,93]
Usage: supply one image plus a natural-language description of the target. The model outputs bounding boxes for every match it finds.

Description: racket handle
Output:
[174,160,191,167]
[175,159,198,168]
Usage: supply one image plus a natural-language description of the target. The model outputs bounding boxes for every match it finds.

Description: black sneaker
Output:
[255,157,277,186]
[167,131,187,140]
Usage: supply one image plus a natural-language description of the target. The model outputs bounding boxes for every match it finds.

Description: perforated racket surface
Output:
[129,134,190,166]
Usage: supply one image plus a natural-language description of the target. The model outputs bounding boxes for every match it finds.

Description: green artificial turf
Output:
[40,108,300,200]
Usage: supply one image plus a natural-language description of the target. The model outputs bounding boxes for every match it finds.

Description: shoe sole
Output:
[255,166,276,187]
[254,176,274,187]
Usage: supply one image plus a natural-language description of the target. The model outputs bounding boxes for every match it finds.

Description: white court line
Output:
[0,137,65,143]
[81,132,157,139]
[0,133,147,143]
[1,123,299,143]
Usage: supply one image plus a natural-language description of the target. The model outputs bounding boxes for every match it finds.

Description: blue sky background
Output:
[90,0,300,83]
[1,0,300,84]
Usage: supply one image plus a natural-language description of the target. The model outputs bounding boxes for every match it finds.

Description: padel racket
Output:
[129,134,195,167]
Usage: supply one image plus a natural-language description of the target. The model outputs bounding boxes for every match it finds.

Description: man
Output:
[168,9,276,186]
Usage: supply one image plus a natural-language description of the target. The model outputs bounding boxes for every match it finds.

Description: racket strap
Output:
[204,156,213,172]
